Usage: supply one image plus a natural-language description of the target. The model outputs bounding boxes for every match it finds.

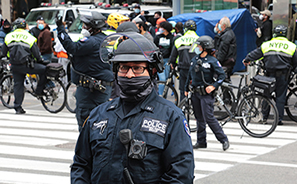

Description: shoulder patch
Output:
[80,37,88,42]
[140,117,168,137]
[183,119,191,137]
[217,61,222,67]
[92,119,108,134]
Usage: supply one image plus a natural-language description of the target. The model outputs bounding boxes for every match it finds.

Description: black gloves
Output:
[56,16,63,27]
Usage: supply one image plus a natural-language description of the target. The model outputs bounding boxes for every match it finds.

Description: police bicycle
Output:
[0,63,67,113]
[249,60,297,123]
[180,71,279,138]
[157,65,179,106]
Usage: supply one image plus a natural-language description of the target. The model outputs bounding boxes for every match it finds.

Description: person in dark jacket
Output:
[256,10,272,47]
[0,19,12,44]
[154,21,174,95]
[37,19,52,61]
[56,11,113,132]
[244,25,297,125]
[1,18,46,114]
[71,33,194,183]
[215,16,237,81]
[185,35,229,150]
[169,20,199,101]
[29,15,43,39]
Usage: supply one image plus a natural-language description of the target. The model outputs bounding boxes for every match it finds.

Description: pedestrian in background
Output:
[244,25,297,126]
[56,11,113,132]
[37,17,53,61]
[169,19,199,101]
[185,36,229,151]
[0,19,12,44]
[71,33,194,183]
[255,10,272,47]
[29,15,43,39]
[154,21,174,95]
[215,16,237,82]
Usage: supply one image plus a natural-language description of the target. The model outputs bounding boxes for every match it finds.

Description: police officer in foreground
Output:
[169,19,199,101]
[244,25,297,125]
[56,12,113,131]
[71,33,194,183]
[185,36,229,150]
[1,18,46,114]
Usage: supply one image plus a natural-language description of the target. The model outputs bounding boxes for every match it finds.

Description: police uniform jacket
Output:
[1,28,43,64]
[57,25,113,84]
[185,55,225,92]
[169,30,199,69]
[244,37,297,72]
[71,91,195,184]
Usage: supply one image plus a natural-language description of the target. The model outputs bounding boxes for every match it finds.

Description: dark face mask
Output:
[117,76,153,101]
[3,27,11,34]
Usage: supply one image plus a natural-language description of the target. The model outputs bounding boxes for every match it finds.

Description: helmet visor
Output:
[100,32,158,64]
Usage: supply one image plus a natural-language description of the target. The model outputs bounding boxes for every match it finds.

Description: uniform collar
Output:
[107,90,157,119]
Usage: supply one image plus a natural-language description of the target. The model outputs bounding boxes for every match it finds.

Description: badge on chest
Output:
[140,117,168,137]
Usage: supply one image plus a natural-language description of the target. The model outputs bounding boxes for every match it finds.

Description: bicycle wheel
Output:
[40,78,66,113]
[157,81,179,106]
[178,97,197,132]
[285,87,297,122]
[66,81,76,113]
[0,74,15,109]
[238,94,278,138]
[214,86,235,120]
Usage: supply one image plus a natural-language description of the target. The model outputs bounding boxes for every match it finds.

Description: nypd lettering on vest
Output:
[140,117,168,137]
[92,119,108,134]
[269,42,288,49]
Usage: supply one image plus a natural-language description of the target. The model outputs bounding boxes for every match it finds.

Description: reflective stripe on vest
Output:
[103,29,116,36]
[261,37,296,57]
[174,30,199,49]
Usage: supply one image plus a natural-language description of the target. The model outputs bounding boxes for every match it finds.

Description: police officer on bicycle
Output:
[1,18,46,114]
[71,33,194,183]
[185,35,229,150]
[243,25,297,125]
[56,12,113,131]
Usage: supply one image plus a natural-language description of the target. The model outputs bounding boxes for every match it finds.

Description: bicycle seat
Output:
[233,72,249,76]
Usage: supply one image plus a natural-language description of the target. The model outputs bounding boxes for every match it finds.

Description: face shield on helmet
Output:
[100,32,163,73]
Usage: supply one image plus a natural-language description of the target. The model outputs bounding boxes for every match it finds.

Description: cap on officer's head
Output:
[36,15,44,21]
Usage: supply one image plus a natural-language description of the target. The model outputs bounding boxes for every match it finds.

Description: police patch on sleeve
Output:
[92,119,108,134]
[140,117,168,137]
[217,61,222,67]
[80,37,88,42]
[183,119,191,137]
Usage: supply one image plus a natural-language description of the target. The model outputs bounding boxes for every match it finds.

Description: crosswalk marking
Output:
[0,109,296,183]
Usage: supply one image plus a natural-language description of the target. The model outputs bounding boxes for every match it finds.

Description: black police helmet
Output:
[273,25,287,37]
[13,18,26,29]
[184,19,196,31]
[196,36,214,50]
[116,22,139,33]
[108,33,163,73]
[80,11,106,29]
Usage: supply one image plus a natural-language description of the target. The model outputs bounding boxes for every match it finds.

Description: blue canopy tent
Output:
[168,8,257,72]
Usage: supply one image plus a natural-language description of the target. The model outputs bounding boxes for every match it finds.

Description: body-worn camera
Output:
[128,139,147,160]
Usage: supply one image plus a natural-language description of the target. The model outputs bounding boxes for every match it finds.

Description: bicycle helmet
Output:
[107,13,130,29]
[184,19,196,32]
[100,33,163,74]
[80,11,106,29]
[13,18,26,29]
[273,25,287,37]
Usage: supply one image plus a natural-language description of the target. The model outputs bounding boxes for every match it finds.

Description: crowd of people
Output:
[1,4,297,183]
